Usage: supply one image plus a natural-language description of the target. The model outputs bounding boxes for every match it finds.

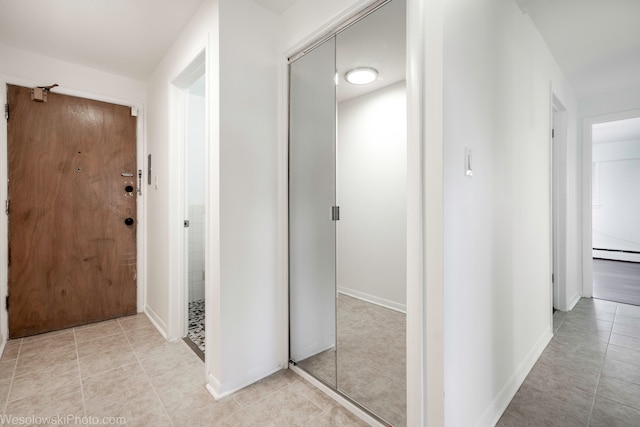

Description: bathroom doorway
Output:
[183,74,207,359]
[169,50,207,360]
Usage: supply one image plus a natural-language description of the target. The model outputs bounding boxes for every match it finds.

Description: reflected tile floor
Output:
[0,314,367,427]
[498,298,640,426]
[298,294,406,427]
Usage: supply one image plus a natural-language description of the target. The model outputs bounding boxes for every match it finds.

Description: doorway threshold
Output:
[183,336,204,361]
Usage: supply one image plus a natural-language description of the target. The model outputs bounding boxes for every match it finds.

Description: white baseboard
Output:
[144,304,169,340]
[338,287,406,313]
[0,334,5,360]
[567,293,581,311]
[476,327,553,427]
[289,364,386,426]
[206,362,285,401]
[206,374,224,400]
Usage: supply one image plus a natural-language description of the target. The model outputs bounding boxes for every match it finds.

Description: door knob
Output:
[125,185,134,193]
[124,217,134,226]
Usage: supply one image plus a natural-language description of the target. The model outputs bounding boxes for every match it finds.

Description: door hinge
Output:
[4,103,8,121]
[184,220,190,228]
[5,295,8,311]
[331,206,340,221]
[5,199,8,215]
[551,128,555,138]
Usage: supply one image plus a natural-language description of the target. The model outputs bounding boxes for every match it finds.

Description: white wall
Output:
[337,81,407,311]
[443,0,578,425]
[215,0,282,394]
[187,88,206,206]
[188,204,206,302]
[0,43,147,355]
[145,0,216,336]
[580,88,640,120]
[146,0,283,398]
[592,139,640,262]
[0,44,147,102]
[280,0,363,51]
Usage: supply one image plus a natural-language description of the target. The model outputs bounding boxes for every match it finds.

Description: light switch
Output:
[465,148,473,177]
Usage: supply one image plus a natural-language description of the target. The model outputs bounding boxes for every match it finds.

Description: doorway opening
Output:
[184,74,206,358]
[589,114,640,306]
[170,51,207,360]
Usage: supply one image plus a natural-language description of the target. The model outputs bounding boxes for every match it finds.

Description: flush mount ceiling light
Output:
[345,67,378,85]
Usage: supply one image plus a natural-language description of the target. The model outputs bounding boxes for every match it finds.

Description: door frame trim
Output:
[0,76,147,340]
[551,93,569,310]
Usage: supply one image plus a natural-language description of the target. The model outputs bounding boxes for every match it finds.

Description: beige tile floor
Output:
[0,314,367,427]
[298,295,406,426]
[498,298,640,426]
[6,298,638,426]
[337,295,406,426]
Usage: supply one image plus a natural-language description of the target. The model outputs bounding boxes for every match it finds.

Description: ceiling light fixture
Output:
[345,67,378,85]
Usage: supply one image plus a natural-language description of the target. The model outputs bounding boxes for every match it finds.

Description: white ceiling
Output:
[0,0,205,81]
[516,0,640,100]
[252,0,298,15]
[2,0,634,101]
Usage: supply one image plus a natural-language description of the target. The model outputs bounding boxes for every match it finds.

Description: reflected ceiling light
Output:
[345,67,378,85]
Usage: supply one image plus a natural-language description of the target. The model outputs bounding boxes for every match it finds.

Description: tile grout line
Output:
[2,339,22,414]
[287,381,331,422]
[118,317,176,427]
[586,302,618,426]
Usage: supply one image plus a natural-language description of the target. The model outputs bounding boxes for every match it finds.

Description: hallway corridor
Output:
[2,299,640,425]
[499,298,640,426]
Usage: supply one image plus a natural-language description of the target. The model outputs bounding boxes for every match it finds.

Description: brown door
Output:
[7,84,137,338]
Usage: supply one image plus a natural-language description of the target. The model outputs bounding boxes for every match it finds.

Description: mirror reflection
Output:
[335,0,406,424]
[289,35,337,387]
[289,0,406,424]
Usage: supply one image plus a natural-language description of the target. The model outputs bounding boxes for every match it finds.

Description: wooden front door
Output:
[7,84,137,338]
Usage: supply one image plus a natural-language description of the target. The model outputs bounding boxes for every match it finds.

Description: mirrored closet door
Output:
[289,0,407,425]
[289,35,338,387]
